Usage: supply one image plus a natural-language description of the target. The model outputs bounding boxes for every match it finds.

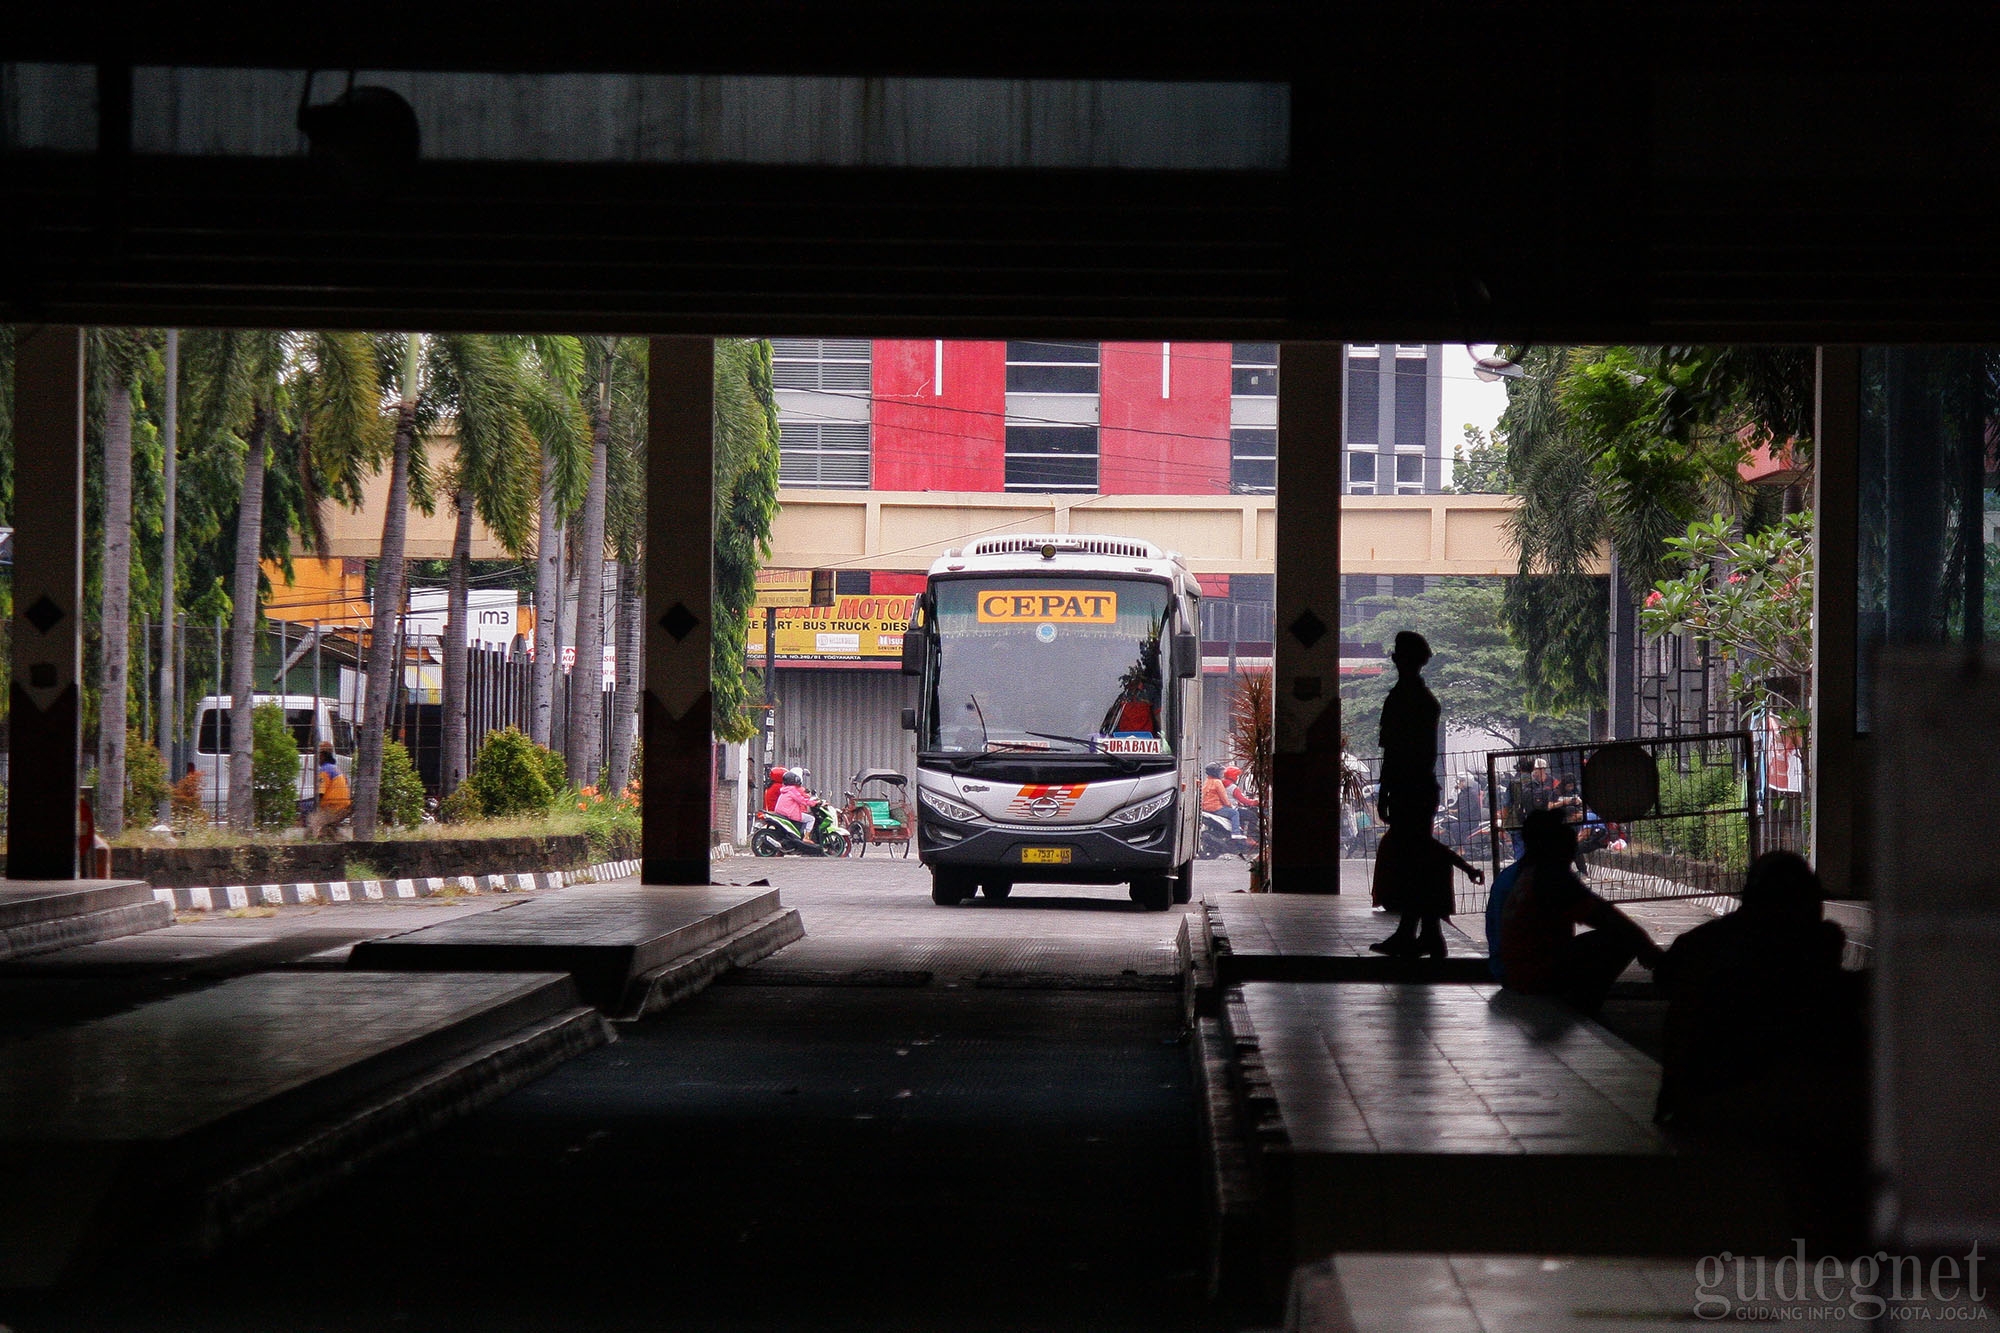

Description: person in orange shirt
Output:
[313,742,352,839]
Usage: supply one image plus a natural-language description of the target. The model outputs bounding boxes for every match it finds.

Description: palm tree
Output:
[187,330,383,832]
[431,335,585,795]
[526,338,587,751]
[603,342,649,795]
[91,329,152,837]
[566,336,624,788]
[353,334,432,841]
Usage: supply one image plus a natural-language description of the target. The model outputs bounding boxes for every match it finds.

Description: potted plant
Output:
[1227,671,1274,891]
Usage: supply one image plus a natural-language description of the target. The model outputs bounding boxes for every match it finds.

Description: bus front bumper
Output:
[917,810,1178,882]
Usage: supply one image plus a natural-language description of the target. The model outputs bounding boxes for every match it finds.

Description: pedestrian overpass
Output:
[764,490,1608,577]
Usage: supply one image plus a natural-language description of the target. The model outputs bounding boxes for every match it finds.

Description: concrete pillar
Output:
[8,326,85,880]
[1813,346,1861,898]
[642,337,714,885]
[1270,342,1344,893]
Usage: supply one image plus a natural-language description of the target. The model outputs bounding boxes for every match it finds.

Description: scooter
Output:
[753,796,851,858]
[1198,809,1254,860]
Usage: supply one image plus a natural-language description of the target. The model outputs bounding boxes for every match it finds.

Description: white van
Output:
[189,694,356,817]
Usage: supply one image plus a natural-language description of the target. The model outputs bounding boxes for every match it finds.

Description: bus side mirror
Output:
[901,631,924,676]
[901,707,917,732]
[1174,632,1200,678]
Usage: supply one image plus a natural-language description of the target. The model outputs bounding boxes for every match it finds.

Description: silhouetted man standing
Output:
[1371,632,1449,955]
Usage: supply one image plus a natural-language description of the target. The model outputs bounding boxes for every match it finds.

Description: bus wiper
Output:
[1023,732,1143,772]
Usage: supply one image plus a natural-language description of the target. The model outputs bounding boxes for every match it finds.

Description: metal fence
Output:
[1344,730,1788,918]
[1480,731,1758,916]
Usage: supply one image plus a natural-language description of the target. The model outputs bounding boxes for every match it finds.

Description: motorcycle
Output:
[1198,808,1256,860]
[753,794,850,858]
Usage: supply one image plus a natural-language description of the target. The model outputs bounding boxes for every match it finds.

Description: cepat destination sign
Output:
[976,590,1118,623]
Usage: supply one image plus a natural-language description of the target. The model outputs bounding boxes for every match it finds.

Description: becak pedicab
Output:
[841,768,913,858]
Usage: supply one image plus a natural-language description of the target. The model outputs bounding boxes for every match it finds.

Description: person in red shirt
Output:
[763,766,787,813]
[1498,810,1662,1014]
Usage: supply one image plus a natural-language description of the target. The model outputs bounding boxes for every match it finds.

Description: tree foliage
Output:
[712,339,782,742]
[1340,578,1589,750]
[1642,511,1814,727]
[1496,345,1813,715]
[1450,425,1512,494]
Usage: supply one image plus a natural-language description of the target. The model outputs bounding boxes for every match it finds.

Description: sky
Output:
[1437,343,1511,480]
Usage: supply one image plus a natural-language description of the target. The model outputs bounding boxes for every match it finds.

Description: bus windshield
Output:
[927,576,1174,757]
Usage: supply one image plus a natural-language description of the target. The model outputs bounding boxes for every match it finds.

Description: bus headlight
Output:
[1107,791,1174,825]
[919,788,982,823]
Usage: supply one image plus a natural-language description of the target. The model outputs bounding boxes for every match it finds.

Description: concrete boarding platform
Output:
[1206,893,1492,984]
[348,885,792,1013]
[0,970,610,1286]
[0,880,171,962]
[1222,980,1785,1270]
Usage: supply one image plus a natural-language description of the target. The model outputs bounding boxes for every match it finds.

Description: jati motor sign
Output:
[746,593,916,666]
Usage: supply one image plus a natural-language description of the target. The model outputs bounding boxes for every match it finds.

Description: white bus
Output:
[900,534,1202,910]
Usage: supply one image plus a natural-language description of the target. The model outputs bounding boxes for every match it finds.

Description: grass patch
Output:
[342,860,386,883]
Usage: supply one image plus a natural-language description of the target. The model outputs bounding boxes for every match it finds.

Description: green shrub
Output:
[439,783,485,824]
[125,730,171,822]
[573,784,641,856]
[251,704,302,827]
[534,744,567,798]
[1655,756,1750,866]
[464,727,556,818]
[377,739,427,829]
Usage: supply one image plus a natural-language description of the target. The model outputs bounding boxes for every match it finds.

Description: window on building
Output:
[1004,424,1098,492]
[1230,426,1277,493]
[1393,344,1429,358]
[1393,575,1428,600]
[1347,358,1379,445]
[1342,574,1384,631]
[1005,340,1099,394]
[1347,451,1376,494]
[1231,343,1278,396]
[1395,452,1425,494]
[1394,361,1427,449]
[777,422,871,488]
[770,338,871,390]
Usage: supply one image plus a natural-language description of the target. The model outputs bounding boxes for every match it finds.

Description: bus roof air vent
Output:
[965,534,1162,561]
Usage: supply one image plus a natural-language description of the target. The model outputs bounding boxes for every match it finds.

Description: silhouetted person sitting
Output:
[1652,850,1867,1247]
[1497,810,1663,1014]
[1372,631,1445,954]
[1654,851,1863,1126]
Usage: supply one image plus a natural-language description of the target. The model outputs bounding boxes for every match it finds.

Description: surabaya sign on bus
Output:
[975,590,1118,623]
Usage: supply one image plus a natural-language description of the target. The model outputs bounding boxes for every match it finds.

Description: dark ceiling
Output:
[7,2,2000,341]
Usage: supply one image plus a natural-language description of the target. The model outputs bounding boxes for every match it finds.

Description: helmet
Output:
[1223,765,1242,782]
[793,767,811,788]
[1205,762,1223,778]
[781,771,804,787]
[767,766,787,783]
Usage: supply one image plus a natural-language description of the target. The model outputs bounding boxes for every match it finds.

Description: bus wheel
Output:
[931,871,973,906]
[1171,860,1193,904]
[1130,875,1173,912]
[980,880,1012,901]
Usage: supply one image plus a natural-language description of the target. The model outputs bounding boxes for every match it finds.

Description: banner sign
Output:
[975,589,1118,624]
[754,568,836,609]
[747,593,916,665]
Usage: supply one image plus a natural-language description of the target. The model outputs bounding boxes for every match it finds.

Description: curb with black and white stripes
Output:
[155,857,644,912]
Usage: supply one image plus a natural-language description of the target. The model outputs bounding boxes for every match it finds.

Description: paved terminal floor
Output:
[0,854,1798,1330]
[2,858,1220,1332]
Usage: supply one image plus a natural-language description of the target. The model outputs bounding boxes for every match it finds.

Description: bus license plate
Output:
[1020,847,1072,864]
